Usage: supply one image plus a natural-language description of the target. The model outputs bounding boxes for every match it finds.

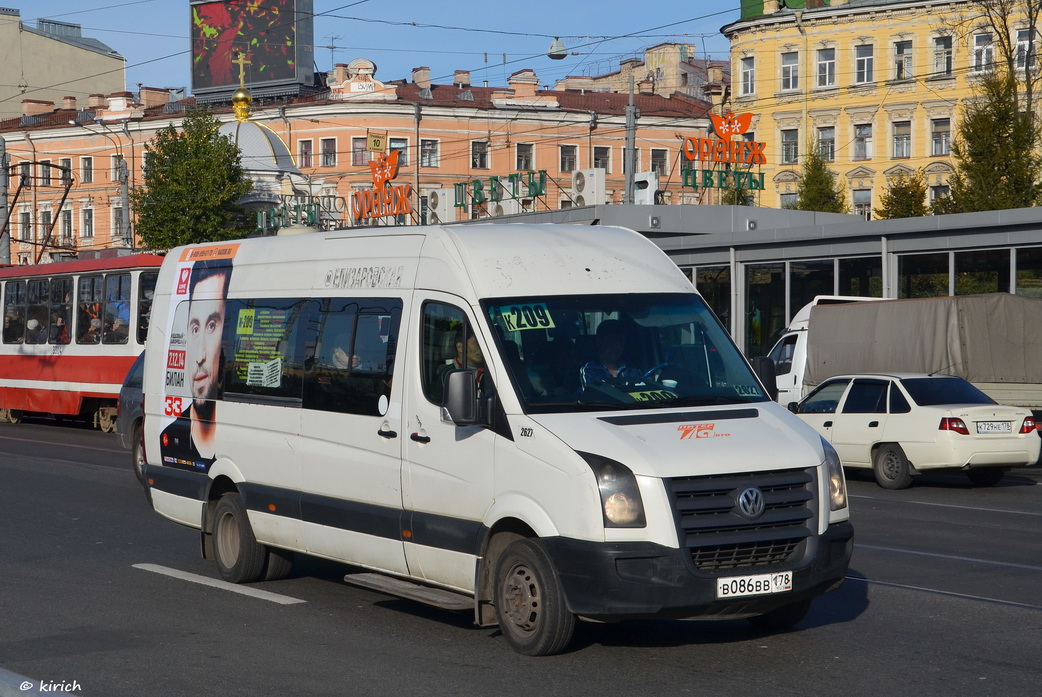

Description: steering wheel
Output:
[643,363,681,383]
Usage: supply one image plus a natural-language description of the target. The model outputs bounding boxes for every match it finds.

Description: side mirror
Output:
[444,369,478,425]
[787,401,800,414]
[749,356,779,402]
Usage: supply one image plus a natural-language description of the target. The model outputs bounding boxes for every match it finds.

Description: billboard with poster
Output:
[190,0,314,97]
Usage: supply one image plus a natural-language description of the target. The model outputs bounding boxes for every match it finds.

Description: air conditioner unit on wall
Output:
[488,197,522,217]
[427,189,452,224]
[571,168,606,207]
[633,171,660,205]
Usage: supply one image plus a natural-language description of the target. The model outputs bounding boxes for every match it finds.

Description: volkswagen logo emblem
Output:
[737,487,766,519]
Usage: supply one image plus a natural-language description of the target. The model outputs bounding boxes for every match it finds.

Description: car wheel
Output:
[494,538,576,656]
[873,444,912,489]
[966,467,1008,487]
[132,423,146,483]
[747,598,812,631]
[212,493,266,584]
[263,548,294,581]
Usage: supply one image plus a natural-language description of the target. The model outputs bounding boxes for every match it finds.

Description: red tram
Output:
[0,254,163,431]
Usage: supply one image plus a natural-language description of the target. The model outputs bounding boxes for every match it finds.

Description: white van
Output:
[142,224,852,656]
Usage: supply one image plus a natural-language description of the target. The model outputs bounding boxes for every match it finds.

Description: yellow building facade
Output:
[723,0,1028,215]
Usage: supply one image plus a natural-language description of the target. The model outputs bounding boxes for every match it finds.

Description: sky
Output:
[22,0,741,95]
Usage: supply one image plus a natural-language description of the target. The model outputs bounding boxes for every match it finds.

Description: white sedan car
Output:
[792,373,1040,489]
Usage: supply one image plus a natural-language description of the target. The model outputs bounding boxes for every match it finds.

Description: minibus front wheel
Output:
[493,538,576,656]
[212,492,266,583]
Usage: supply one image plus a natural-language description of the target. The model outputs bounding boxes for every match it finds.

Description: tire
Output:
[493,538,576,656]
[747,598,812,631]
[966,467,1008,487]
[131,423,146,484]
[212,493,266,584]
[873,444,913,489]
[263,548,295,582]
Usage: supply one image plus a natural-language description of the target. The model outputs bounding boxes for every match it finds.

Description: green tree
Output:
[131,109,253,250]
[720,176,755,206]
[874,169,929,219]
[943,70,1042,213]
[793,145,848,213]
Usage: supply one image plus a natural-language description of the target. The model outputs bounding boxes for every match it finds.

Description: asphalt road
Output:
[1,419,1040,697]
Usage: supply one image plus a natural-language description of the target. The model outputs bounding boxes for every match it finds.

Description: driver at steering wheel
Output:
[580,319,643,389]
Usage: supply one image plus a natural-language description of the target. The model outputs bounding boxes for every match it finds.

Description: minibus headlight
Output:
[579,452,647,528]
[821,437,847,511]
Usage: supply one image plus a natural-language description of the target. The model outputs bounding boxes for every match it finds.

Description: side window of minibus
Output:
[302,297,402,416]
[421,302,469,405]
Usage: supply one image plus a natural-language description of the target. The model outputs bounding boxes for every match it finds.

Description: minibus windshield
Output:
[484,293,767,413]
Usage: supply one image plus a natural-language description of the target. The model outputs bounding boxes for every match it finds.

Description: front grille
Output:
[666,467,816,572]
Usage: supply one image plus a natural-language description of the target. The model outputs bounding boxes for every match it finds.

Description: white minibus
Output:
[142,224,852,656]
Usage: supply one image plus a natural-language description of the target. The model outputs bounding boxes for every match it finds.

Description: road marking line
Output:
[133,564,306,605]
[849,493,1042,517]
[844,576,1042,611]
[855,543,1042,572]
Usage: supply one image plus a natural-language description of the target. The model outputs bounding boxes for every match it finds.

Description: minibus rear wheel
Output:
[212,493,266,583]
[493,538,576,656]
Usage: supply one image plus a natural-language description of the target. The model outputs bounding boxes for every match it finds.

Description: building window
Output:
[80,157,93,184]
[113,207,124,240]
[299,140,313,168]
[420,139,439,167]
[593,146,610,171]
[321,138,337,167]
[854,124,873,160]
[781,129,799,164]
[930,184,950,209]
[18,162,30,185]
[651,148,668,176]
[389,137,408,167]
[934,36,953,76]
[350,137,370,167]
[817,126,835,161]
[559,144,577,172]
[893,121,911,158]
[741,56,755,95]
[974,32,994,73]
[781,52,799,91]
[1016,29,1035,71]
[853,189,872,219]
[38,160,52,187]
[516,143,534,171]
[471,141,489,169]
[817,48,836,87]
[19,211,30,242]
[61,209,73,245]
[855,45,874,84]
[81,209,94,238]
[780,192,797,208]
[895,40,913,80]
[59,158,72,186]
[931,118,951,156]
[39,210,51,244]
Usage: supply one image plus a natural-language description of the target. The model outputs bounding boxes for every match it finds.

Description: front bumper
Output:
[543,521,853,621]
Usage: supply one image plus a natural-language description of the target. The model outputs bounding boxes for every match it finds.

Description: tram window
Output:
[78,275,104,344]
[103,273,131,344]
[3,281,27,343]
[137,272,158,344]
[25,280,50,344]
[49,277,72,344]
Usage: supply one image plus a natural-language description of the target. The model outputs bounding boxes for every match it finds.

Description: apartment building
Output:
[722,0,1029,216]
[0,58,713,262]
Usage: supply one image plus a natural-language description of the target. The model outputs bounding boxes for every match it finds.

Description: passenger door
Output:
[401,296,497,591]
[830,378,890,466]
[298,297,409,575]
